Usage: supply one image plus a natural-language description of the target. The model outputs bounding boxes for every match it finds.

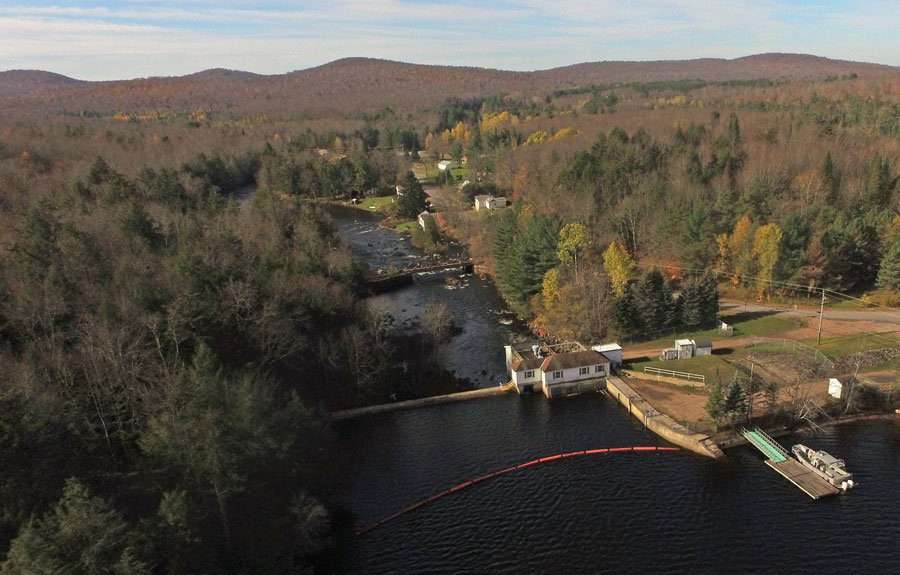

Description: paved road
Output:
[721,300,900,325]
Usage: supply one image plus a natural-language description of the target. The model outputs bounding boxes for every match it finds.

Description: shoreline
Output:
[716,412,899,450]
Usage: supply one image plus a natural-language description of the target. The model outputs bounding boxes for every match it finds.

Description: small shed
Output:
[719,320,734,336]
[437,160,458,171]
[828,378,845,400]
[474,195,508,211]
[660,348,679,361]
[417,211,433,230]
[694,340,713,356]
[675,339,695,359]
[592,343,624,369]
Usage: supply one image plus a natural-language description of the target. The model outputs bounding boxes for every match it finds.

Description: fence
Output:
[743,338,835,375]
[644,366,706,384]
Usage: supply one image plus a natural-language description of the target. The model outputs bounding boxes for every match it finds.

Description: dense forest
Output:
[1,55,899,572]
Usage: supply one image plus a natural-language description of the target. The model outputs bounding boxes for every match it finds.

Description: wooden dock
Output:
[742,427,840,500]
[765,459,840,500]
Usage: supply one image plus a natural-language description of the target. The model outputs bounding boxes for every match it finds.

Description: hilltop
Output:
[1,53,897,117]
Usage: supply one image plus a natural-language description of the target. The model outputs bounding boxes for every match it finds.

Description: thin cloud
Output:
[0,1,897,79]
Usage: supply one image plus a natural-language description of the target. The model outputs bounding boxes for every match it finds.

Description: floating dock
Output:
[742,428,839,500]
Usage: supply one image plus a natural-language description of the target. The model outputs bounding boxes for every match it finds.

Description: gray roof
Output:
[541,350,608,372]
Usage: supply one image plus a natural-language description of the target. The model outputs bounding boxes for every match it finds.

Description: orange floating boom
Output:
[355,445,679,536]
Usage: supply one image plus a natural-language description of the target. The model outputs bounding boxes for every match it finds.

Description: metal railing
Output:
[643,366,705,383]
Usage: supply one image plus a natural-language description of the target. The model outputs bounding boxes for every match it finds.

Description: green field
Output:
[636,312,800,348]
[810,332,900,359]
[358,195,395,213]
[394,220,419,234]
[627,354,741,387]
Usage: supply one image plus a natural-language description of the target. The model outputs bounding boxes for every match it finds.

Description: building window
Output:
[553,370,563,379]
[525,370,534,379]
[595,365,604,373]
[579,367,589,375]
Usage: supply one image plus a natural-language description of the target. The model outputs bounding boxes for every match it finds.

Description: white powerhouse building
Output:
[504,342,620,399]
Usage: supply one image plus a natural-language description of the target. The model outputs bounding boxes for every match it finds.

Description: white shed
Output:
[694,340,713,356]
[828,378,844,400]
[474,195,508,211]
[675,339,695,359]
[417,211,433,230]
[592,343,623,368]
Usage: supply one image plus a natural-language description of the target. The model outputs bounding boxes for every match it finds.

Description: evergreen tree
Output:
[723,380,746,422]
[701,273,720,327]
[635,269,675,335]
[821,152,841,203]
[1,479,148,575]
[680,280,704,329]
[864,155,896,208]
[612,285,640,340]
[395,171,427,218]
[877,236,900,290]
[705,381,725,427]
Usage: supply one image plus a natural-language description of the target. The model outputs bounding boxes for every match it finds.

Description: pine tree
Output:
[701,274,720,327]
[877,236,900,290]
[1,479,148,575]
[821,152,841,204]
[723,380,746,422]
[680,280,704,329]
[705,381,725,427]
[612,285,640,340]
[864,155,895,208]
[395,171,427,218]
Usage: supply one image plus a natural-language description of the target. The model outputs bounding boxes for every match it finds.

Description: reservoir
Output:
[328,205,900,574]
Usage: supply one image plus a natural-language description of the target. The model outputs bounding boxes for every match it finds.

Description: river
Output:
[327,205,900,574]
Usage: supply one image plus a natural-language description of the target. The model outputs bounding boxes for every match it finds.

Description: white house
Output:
[505,342,612,398]
[474,195,508,211]
[540,350,609,398]
[417,211,433,230]
[592,343,623,369]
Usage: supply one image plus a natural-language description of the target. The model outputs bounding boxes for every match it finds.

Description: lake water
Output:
[328,205,900,574]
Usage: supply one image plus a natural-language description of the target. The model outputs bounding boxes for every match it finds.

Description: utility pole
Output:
[816,288,826,345]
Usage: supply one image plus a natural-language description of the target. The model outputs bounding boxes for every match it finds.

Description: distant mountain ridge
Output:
[1,53,897,116]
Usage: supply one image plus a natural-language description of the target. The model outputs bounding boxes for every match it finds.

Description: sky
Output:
[2,0,899,80]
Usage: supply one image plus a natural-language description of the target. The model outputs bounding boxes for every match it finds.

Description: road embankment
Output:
[606,377,725,459]
[330,383,515,421]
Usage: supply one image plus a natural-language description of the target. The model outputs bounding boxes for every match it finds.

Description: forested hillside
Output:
[1,53,899,572]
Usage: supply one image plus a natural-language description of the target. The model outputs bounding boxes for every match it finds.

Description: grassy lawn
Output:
[627,353,742,386]
[358,195,395,213]
[634,312,801,349]
[393,220,419,234]
[809,332,900,360]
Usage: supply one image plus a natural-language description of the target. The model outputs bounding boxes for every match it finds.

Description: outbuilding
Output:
[417,211,433,230]
[592,343,623,369]
[694,340,713,356]
[828,378,845,400]
[675,339,695,359]
[474,195,508,211]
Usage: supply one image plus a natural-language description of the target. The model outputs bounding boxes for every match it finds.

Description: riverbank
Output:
[715,412,900,449]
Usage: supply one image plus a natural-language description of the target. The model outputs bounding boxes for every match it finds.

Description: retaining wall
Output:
[606,377,724,459]
[330,383,514,421]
